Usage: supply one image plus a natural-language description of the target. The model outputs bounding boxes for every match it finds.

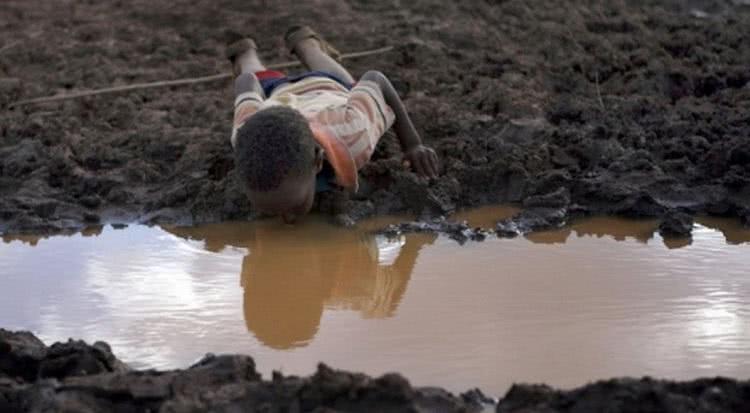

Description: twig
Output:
[594,71,605,111]
[9,45,394,108]
[0,40,21,55]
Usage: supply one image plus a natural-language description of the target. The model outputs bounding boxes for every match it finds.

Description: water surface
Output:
[1,208,749,395]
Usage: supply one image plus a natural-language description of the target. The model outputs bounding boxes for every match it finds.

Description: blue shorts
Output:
[255,69,353,96]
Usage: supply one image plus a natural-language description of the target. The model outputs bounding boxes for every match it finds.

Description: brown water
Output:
[2,207,750,395]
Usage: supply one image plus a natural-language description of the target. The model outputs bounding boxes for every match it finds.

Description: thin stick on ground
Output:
[0,40,22,55]
[8,45,394,108]
[594,71,606,111]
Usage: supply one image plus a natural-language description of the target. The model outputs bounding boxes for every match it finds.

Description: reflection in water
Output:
[165,219,434,349]
[526,217,659,245]
[1,210,750,395]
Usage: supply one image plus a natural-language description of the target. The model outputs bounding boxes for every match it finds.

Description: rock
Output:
[658,210,694,237]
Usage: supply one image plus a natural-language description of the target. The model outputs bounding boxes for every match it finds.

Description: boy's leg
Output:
[227,36,266,76]
[235,48,266,76]
[228,38,272,98]
[293,38,355,85]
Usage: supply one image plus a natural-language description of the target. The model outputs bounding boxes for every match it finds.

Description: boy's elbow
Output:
[361,70,388,86]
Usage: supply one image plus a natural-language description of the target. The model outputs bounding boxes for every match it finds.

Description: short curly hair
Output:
[234,106,316,192]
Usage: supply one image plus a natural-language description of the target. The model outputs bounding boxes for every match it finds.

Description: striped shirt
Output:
[231,76,396,191]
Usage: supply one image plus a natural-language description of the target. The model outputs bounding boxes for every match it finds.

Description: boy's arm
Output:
[360,71,439,178]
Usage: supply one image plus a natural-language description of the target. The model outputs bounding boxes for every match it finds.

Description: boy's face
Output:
[247,147,323,224]
[248,172,316,224]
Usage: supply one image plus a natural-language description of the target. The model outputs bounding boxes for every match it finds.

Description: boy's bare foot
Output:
[225,33,261,76]
[284,25,354,84]
[284,26,341,60]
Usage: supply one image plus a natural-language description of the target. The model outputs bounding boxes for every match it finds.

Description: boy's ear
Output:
[314,146,324,173]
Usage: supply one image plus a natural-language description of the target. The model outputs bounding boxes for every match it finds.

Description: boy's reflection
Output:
[164,218,434,349]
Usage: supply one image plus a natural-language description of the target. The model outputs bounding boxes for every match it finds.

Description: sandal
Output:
[284,25,342,61]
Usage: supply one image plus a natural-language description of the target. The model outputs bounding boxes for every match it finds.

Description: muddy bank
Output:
[1,0,750,235]
[2,329,749,412]
[0,329,488,412]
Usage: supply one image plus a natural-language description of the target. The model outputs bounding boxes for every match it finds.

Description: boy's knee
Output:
[234,73,260,96]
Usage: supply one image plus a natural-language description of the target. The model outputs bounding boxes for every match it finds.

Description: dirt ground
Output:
[2,329,749,412]
[1,0,749,234]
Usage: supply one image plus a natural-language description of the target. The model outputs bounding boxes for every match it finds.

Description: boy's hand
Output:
[360,71,440,179]
[404,144,439,178]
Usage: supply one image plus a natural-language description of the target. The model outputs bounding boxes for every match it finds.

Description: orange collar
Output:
[309,122,359,191]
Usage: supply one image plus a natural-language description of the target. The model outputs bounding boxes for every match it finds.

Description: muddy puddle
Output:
[1,207,750,395]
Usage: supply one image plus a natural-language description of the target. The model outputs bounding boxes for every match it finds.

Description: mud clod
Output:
[659,210,695,237]
[0,329,127,383]
[495,378,750,413]
[496,208,568,237]
[381,217,488,244]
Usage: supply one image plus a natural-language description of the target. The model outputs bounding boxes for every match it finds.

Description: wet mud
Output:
[0,329,488,412]
[2,329,749,412]
[1,0,749,235]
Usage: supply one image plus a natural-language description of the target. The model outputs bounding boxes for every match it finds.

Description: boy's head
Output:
[234,106,323,223]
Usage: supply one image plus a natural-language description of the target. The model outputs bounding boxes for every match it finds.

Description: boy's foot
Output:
[284,25,341,60]
[225,32,259,75]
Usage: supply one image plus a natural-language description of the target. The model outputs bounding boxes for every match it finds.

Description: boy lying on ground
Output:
[228,26,439,224]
